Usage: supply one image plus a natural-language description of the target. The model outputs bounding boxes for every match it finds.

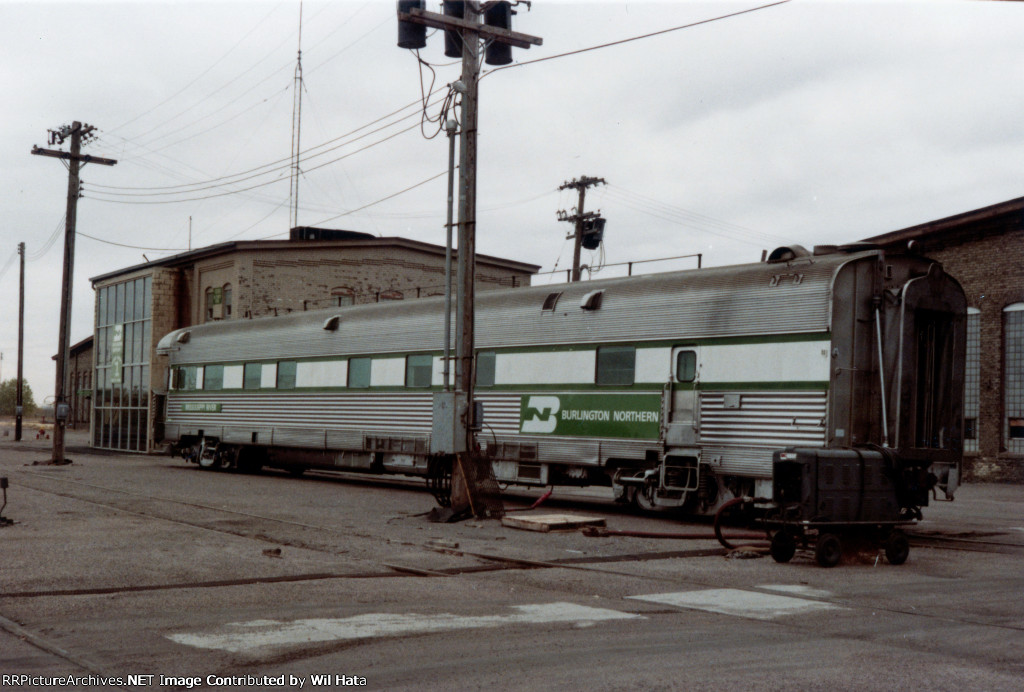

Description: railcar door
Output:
[666,346,700,446]
[893,263,967,497]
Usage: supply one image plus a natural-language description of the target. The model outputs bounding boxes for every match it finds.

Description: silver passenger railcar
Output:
[155,245,966,515]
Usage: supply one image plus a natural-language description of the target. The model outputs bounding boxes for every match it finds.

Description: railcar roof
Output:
[157,250,886,363]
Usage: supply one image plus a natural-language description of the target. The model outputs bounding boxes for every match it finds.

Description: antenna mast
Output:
[289,2,304,230]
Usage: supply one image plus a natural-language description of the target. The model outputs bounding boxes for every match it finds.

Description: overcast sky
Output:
[2,0,1023,402]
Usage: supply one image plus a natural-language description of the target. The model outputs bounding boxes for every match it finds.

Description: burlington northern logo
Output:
[521,396,560,433]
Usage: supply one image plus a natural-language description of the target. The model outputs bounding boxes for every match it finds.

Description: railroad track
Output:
[7,468,1024,592]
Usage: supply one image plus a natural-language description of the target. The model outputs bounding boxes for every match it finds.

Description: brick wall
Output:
[230,246,526,319]
[920,227,1024,480]
[67,345,92,428]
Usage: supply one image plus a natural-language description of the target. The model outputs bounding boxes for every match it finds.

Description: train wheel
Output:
[197,441,221,470]
[815,533,843,568]
[885,530,910,565]
[770,530,797,563]
[634,485,659,512]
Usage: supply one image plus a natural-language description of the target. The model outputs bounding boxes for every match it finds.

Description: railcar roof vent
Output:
[175,330,191,344]
[322,315,342,331]
[541,291,562,311]
[767,245,811,263]
[580,289,604,310]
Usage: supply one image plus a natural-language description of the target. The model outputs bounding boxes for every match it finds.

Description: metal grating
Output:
[1004,306,1024,453]
[964,310,980,453]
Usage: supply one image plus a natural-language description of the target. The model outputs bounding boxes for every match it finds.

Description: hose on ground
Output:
[714,496,771,551]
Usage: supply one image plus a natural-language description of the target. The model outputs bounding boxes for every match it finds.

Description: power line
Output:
[83,121,423,204]
[482,0,792,79]
[106,1,289,137]
[75,232,186,253]
[604,185,791,244]
[25,214,68,262]
[284,169,451,233]
[88,92,445,194]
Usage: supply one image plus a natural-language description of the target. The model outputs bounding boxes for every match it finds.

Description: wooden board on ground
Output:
[501,513,607,533]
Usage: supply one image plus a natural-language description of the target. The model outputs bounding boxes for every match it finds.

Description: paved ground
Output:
[1,432,1023,690]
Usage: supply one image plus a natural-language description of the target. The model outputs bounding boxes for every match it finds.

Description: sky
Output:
[1,0,1023,402]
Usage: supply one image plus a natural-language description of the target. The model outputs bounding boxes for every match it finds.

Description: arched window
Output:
[223,284,232,317]
[379,290,404,301]
[205,287,215,321]
[331,286,355,307]
[1004,303,1024,452]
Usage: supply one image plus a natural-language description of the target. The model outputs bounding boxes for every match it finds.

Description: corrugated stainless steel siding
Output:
[699,390,827,477]
[158,253,871,365]
[704,446,775,478]
[167,392,434,435]
[699,391,827,447]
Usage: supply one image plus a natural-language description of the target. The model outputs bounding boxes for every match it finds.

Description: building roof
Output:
[52,334,93,361]
[863,195,1024,248]
[89,230,540,284]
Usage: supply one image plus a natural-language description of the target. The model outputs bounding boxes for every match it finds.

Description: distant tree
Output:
[0,379,38,417]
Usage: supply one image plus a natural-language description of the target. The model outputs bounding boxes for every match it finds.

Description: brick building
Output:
[864,196,1024,480]
[51,335,93,429]
[88,229,539,453]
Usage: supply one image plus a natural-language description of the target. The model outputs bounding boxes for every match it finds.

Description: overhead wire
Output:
[0,249,19,283]
[604,185,790,247]
[293,169,452,232]
[83,119,424,205]
[88,91,447,194]
[105,1,289,137]
[26,214,67,262]
[481,0,792,80]
[80,1,794,250]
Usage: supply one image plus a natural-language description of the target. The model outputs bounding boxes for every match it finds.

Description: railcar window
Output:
[348,357,371,388]
[243,363,262,390]
[596,346,635,386]
[477,351,496,388]
[204,365,224,391]
[542,292,562,311]
[676,350,697,382]
[406,355,433,388]
[277,361,297,389]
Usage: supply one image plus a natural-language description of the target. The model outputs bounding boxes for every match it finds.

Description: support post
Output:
[16,242,24,441]
[557,176,606,282]
[31,122,116,463]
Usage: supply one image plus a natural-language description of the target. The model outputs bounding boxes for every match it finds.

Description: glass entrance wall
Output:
[94,276,152,451]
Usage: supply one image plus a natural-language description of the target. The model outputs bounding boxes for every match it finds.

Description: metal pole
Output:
[443,120,457,391]
[875,305,890,448]
[15,242,24,441]
[52,122,84,464]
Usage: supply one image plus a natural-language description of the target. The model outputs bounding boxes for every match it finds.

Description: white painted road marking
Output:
[168,602,643,654]
[756,584,835,599]
[628,589,843,620]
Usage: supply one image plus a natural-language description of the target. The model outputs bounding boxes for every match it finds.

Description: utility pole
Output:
[289,1,304,230]
[558,176,605,282]
[32,122,117,464]
[398,2,541,516]
[16,242,25,441]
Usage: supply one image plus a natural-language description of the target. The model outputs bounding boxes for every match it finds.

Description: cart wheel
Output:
[885,530,910,566]
[770,531,797,563]
[815,533,842,568]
